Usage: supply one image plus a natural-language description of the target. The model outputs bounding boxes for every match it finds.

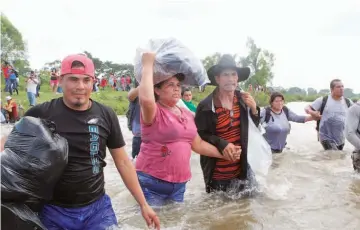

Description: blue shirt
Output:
[9,73,17,80]
[131,100,141,137]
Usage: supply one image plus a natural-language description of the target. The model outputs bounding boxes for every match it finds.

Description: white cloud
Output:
[2,0,360,92]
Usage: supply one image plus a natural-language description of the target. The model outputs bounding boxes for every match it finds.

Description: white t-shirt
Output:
[176,99,195,116]
[27,78,38,94]
[0,111,5,123]
[311,96,353,145]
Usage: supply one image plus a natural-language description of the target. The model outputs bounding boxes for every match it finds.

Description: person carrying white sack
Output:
[134,38,241,206]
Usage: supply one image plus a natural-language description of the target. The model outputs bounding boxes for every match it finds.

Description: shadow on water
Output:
[1,102,360,229]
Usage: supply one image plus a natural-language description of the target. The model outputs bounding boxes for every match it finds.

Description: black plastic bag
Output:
[1,116,68,202]
[1,203,46,230]
[1,116,68,228]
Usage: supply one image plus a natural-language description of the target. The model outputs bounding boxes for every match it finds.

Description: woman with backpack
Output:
[261,92,315,153]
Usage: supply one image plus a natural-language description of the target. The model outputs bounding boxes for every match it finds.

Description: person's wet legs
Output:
[27,92,36,106]
[40,194,117,230]
[321,140,344,151]
[352,151,360,172]
[137,171,186,206]
[209,165,258,197]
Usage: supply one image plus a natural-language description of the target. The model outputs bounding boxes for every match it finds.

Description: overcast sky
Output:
[2,0,360,92]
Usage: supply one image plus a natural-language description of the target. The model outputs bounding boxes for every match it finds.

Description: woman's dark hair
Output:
[269,91,285,104]
[153,73,185,101]
[181,86,191,96]
[154,81,165,101]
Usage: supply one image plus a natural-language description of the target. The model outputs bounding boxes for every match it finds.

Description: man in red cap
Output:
[10,54,160,229]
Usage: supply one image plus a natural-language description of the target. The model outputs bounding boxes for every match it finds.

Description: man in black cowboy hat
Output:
[195,54,260,194]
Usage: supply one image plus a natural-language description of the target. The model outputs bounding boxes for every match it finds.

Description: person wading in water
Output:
[345,102,360,172]
[135,52,240,206]
[195,54,260,194]
[305,79,353,150]
[261,92,316,153]
[1,54,160,230]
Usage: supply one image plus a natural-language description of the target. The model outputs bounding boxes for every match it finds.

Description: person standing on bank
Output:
[195,54,260,194]
[1,54,160,230]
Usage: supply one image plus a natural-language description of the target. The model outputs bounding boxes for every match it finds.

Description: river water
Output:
[1,102,360,230]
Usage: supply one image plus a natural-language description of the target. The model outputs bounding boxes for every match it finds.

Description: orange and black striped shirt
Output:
[212,95,241,181]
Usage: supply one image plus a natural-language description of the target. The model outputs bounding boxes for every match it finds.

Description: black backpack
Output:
[315,95,351,131]
[13,70,19,78]
[264,106,290,123]
[126,97,138,131]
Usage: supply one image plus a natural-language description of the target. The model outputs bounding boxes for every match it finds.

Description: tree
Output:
[1,14,30,74]
[239,37,275,87]
[200,38,275,88]
[344,88,355,98]
[307,87,317,95]
[43,51,135,78]
[43,60,61,71]
[319,89,330,95]
[287,87,306,95]
[201,52,238,71]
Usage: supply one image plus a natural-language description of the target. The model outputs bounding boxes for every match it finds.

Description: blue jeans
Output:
[137,171,187,206]
[132,136,141,159]
[40,194,117,230]
[27,92,36,106]
[9,79,18,95]
[4,78,10,92]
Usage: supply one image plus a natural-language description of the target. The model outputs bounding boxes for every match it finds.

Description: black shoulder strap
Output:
[319,95,328,115]
[345,98,351,108]
[283,106,290,120]
[316,96,328,131]
[264,107,272,123]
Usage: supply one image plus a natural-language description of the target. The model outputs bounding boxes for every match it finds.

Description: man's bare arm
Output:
[128,87,139,102]
[109,147,147,207]
[0,135,8,151]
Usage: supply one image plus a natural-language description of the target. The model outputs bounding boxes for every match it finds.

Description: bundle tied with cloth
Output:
[134,37,210,86]
[1,116,68,230]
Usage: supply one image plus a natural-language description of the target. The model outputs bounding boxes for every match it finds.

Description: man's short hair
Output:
[330,79,342,89]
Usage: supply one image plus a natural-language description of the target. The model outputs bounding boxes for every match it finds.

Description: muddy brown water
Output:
[1,102,360,230]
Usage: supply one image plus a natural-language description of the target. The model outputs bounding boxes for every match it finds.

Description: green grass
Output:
[3,76,357,115]
[1,88,129,115]
[0,83,316,115]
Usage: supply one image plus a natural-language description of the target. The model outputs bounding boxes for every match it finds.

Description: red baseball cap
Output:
[60,54,95,78]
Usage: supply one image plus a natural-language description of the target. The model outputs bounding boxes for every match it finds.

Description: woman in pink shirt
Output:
[136,53,241,206]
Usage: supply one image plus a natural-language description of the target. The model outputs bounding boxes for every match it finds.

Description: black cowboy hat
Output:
[207,54,251,85]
